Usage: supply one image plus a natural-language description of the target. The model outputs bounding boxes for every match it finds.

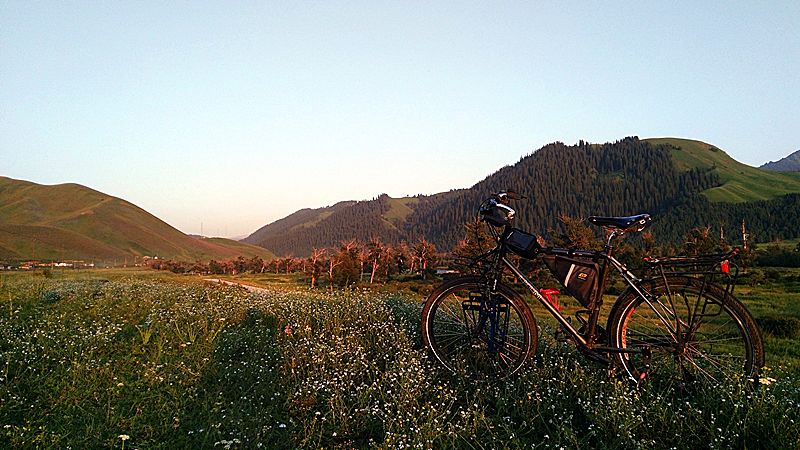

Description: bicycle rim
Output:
[615,281,755,388]
[423,280,535,380]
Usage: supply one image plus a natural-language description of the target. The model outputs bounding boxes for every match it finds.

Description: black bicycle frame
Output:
[481,227,681,359]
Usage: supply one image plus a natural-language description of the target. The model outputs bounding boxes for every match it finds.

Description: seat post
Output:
[583,227,621,346]
[583,229,619,347]
[604,229,623,255]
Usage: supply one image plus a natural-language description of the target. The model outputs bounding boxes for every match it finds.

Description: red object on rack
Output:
[540,288,561,311]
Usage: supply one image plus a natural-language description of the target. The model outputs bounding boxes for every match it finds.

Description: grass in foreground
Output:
[0,270,798,449]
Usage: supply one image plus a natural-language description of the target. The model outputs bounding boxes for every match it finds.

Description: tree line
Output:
[150,237,439,289]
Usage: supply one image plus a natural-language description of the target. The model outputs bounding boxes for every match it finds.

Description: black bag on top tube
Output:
[505,229,541,259]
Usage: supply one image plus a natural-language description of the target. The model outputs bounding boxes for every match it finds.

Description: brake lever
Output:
[495,190,527,202]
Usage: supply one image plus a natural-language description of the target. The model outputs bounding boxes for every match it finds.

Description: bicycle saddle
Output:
[587,214,651,232]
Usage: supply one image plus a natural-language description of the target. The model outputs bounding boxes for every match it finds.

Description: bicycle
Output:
[421,191,764,388]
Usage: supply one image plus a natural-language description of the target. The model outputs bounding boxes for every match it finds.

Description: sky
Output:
[2,1,798,238]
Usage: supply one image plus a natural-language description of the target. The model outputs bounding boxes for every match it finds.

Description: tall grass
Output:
[0,272,797,449]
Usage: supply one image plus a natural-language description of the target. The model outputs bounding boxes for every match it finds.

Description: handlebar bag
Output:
[542,255,599,309]
[506,229,541,259]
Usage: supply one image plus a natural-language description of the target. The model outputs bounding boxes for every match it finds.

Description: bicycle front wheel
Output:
[608,276,764,388]
[421,276,537,380]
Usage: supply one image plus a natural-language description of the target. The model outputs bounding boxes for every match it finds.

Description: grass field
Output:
[1,269,798,449]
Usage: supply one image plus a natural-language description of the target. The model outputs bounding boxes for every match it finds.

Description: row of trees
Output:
[150,238,439,289]
[302,238,437,288]
[149,256,268,275]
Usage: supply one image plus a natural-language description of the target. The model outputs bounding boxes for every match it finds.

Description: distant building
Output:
[13,260,95,270]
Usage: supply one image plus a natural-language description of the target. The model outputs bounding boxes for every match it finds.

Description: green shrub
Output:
[40,290,61,303]
[758,315,800,338]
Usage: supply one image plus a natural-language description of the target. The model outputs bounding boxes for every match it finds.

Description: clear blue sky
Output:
[2,1,798,237]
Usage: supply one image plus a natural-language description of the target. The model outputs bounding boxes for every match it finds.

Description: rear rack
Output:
[644,249,739,297]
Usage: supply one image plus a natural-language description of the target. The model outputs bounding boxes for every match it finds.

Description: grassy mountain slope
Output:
[0,176,272,262]
[0,224,121,260]
[203,237,275,260]
[647,138,800,202]
[384,197,418,226]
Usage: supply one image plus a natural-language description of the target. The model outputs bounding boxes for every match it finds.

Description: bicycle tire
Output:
[421,276,537,380]
[607,276,764,387]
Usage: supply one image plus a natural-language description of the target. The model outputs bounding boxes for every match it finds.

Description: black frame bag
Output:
[542,255,600,309]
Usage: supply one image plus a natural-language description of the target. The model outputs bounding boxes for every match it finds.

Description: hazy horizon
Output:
[2,2,798,237]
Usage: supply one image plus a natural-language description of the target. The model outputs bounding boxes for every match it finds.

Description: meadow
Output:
[0,268,798,449]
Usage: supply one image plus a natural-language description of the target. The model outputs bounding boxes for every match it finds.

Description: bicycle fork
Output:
[462,288,507,354]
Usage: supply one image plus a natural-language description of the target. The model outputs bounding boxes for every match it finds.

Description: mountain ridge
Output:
[760,149,800,172]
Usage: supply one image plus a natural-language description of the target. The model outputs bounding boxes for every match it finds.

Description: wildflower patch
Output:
[0,273,798,449]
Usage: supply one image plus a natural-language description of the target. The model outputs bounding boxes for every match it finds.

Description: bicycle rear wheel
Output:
[608,276,764,388]
[421,276,537,380]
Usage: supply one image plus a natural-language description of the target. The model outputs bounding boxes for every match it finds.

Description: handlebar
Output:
[479,192,520,227]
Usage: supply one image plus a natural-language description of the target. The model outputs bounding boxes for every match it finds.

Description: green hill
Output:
[246,137,800,256]
[647,138,800,203]
[0,176,273,263]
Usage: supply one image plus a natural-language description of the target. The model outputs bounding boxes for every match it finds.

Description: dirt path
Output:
[203,278,270,294]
